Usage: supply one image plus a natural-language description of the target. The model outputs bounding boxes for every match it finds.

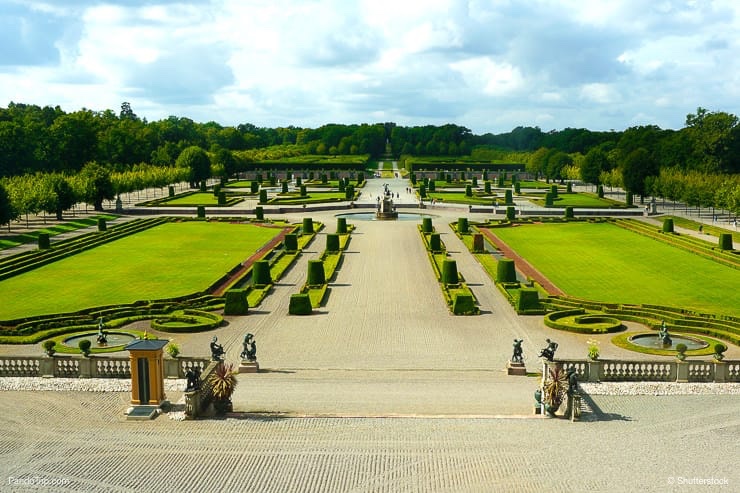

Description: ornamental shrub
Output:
[302,218,314,234]
[269,175,276,186]
[196,206,205,218]
[496,258,516,283]
[457,217,469,233]
[446,174,452,183]
[452,294,477,315]
[441,260,458,285]
[308,172,314,180]
[719,233,733,250]
[566,182,572,193]
[42,339,56,356]
[307,260,325,286]
[168,186,175,197]
[321,174,328,184]
[662,218,674,233]
[259,189,267,204]
[284,234,298,252]
[505,189,513,205]
[597,185,604,198]
[514,182,521,194]
[338,180,345,192]
[410,173,417,185]
[218,191,226,205]
[625,192,633,205]
[78,339,92,356]
[345,184,354,200]
[564,206,574,219]
[429,233,441,252]
[472,234,484,252]
[224,289,249,315]
[422,217,433,233]
[419,185,427,198]
[497,175,504,187]
[289,293,312,315]
[38,232,50,250]
[252,261,272,286]
[459,171,466,181]
[545,192,554,207]
[511,174,518,184]
[255,206,264,220]
[326,234,340,252]
[506,206,516,221]
[465,185,472,197]
[213,184,221,196]
[483,170,488,181]
[199,181,207,192]
[97,218,107,232]
[300,185,307,196]
[428,180,436,192]
[337,217,348,233]
[295,177,302,187]
[437,171,444,181]
[484,181,491,194]
[250,181,259,193]
[515,288,539,311]
[281,181,289,193]
[550,185,558,198]
[357,172,365,184]
[472,176,478,187]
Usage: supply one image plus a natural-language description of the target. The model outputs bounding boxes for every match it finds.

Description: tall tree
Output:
[581,148,609,185]
[78,161,114,211]
[621,148,658,200]
[176,146,211,187]
[0,182,14,229]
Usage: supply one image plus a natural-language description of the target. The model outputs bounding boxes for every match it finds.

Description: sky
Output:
[1,0,739,134]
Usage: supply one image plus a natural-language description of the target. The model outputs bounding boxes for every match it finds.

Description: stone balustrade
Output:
[550,359,740,383]
[0,355,210,379]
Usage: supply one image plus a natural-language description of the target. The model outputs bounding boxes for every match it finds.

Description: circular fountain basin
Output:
[628,333,708,351]
[335,212,437,221]
[62,331,136,348]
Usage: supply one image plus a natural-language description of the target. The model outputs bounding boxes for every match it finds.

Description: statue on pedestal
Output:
[539,339,558,361]
[511,339,524,363]
[240,333,257,362]
[210,336,225,361]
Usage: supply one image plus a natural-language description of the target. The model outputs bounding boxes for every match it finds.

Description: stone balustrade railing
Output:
[548,359,740,383]
[0,355,210,379]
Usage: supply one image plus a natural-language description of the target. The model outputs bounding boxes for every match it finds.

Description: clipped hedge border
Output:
[150,309,224,333]
[544,309,623,334]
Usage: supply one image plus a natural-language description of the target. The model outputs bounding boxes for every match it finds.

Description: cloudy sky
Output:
[1,0,739,134]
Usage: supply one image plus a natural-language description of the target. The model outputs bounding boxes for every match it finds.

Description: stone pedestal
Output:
[507,361,526,376]
[238,360,259,373]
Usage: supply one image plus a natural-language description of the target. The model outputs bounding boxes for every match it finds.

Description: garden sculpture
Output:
[240,333,257,362]
[567,367,578,396]
[511,339,524,363]
[185,367,201,391]
[210,336,225,361]
[539,339,558,361]
[658,321,672,346]
[96,318,107,344]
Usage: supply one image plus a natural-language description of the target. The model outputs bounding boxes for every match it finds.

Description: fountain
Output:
[63,331,137,349]
[628,333,708,351]
[376,183,398,220]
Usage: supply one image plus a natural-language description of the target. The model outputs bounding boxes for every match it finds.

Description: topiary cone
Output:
[252,261,272,286]
[307,260,325,286]
[442,259,458,285]
[496,258,516,283]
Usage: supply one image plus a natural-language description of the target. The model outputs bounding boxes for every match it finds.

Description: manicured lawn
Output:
[0,222,280,320]
[427,192,496,205]
[0,214,118,250]
[532,193,627,208]
[269,192,348,204]
[157,192,232,206]
[492,222,740,317]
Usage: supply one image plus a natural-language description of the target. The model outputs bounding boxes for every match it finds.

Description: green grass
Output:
[269,192,348,204]
[155,192,240,206]
[662,215,740,244]
[0,214,118,250]
[0,222,280,320]
[426,192,496,205]
[492,222,740,317]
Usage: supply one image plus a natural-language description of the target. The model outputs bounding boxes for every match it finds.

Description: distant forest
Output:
[0,102,738,223]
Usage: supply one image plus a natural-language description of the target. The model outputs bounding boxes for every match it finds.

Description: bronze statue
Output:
[567,367,578,395]
[185,366,201,391]
[240,333,257,362]
[210,336,225,361]
[511,339,524,363]
[539,339,558,361]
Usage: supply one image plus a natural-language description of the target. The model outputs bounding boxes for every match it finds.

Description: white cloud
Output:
[0,0,739,133]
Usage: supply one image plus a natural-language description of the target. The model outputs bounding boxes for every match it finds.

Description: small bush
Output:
[42,339,56,355]
[255,206,264,220]
[307,260,325,286]
[457,217,469,233]
[38,233,50,250]
[97,218,107,232]
[550,185,558,198]
[452,294,477,315]
[302,218,314,234]
[168,186,175,197]
[465,185,472,197]
[719,233,733,250]
[259,189,268,204]
[284,234,298,252]
[421,217,433,233]
[224,289,249,315]
[419,184,427,198]
[300,185,307,196]
[281,181,289,193]
[429,233,442,252]
[564,206,574,219]
[566,182,572,193]
[78,339,92,356]
[442,260,458,285]
[250,181,259,193]
[289,293,313,315]
[505,189,513,205]
[166,341,180,358]
[217,191,226,205]
[484,181,491,194]
[326,234,340,252]
[337,217,348,233]
[662,218,674,233]
[428,181,436,192]
[196,205,205,218]
[496,258,516,283]
[252,261,272,286]
[625,192,633,206]
[597,185,604,198]
[545,192,554,207]
[472,234,484,253]
[515,288,539,311]
[514,182,521,194]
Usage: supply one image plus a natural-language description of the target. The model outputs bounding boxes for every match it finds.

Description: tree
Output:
[581,148,608,185]
[212,147,237,179]
[621,148,657,199]
[0,182,14,229]
[176,146,211,187]
[78,161,114,211]
[49,174,77,220]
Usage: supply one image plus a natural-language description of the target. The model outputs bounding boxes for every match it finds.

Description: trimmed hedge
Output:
[505,189,513,205]
[472,234,484,253]
[457,217,469,233]
[452,294,477,315]
[719,233,733,250]
[289,293,313,315]
[302,217,314,234]
[662,218,674,233]
[252,261,272,286]
[442,259,458,285]
[223,289,250,315]
[337,217,348,234]
[326,234,340,252]
[496,258,516,283]
[515,288,540,311]
[506,206,516,221]
[283,233,298,252]
[38,233,50,250]
[97,218,107,232]
[429,233,442,252]
[307,260,325,286]
[544,309,623,334]
[255,206,264,220]
[196,206,205,218]
[422,217,433,233]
